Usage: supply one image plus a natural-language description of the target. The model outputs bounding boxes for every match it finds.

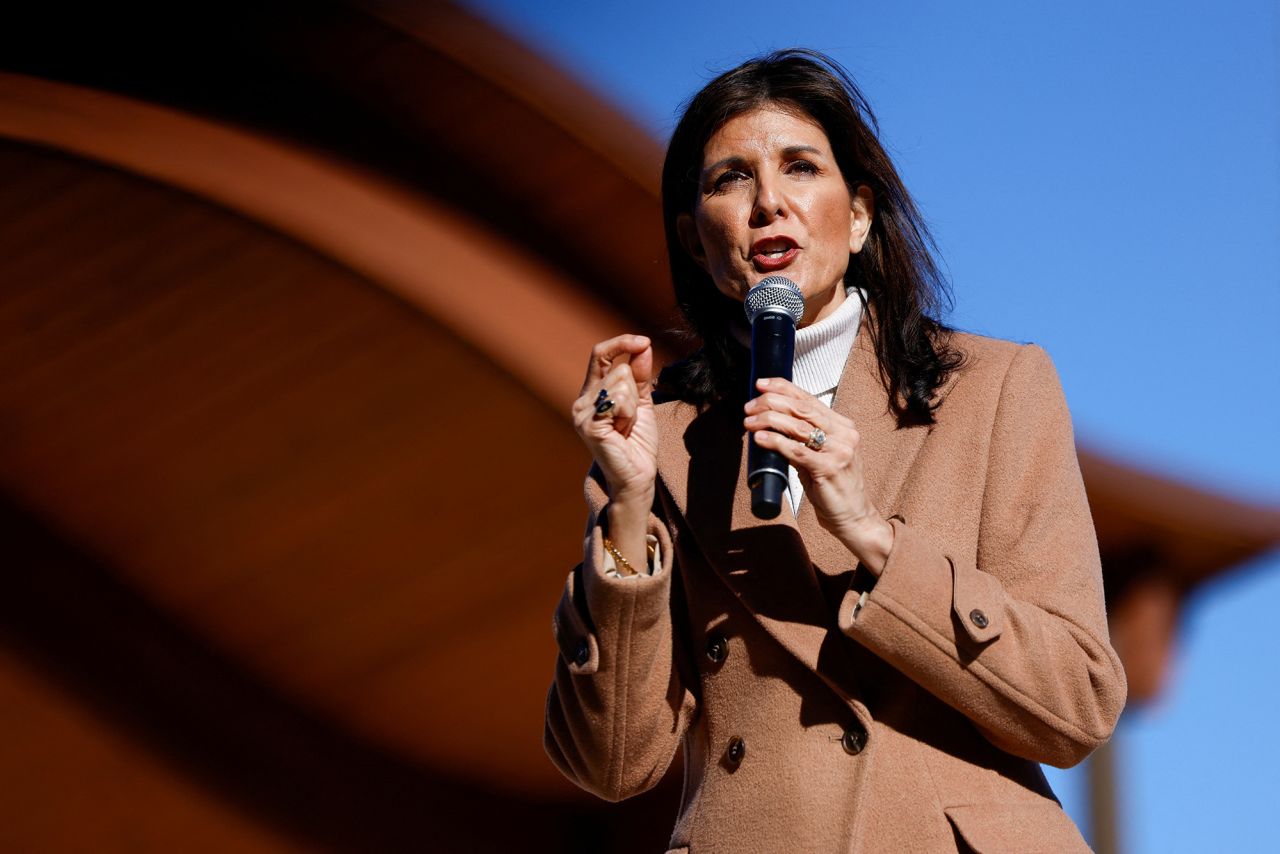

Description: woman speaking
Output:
[544,50,1126,853]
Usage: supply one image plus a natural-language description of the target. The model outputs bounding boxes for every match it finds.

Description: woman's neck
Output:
[799,281,847,328]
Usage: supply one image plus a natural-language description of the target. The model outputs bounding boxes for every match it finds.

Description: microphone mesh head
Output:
[744,276,804,325]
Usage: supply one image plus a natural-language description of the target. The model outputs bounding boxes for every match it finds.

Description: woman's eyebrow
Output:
[702,155,747,175]
[782,145,824,157]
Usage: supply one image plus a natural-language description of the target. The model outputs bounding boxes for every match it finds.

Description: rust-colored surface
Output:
[1081,452,1280,701]
[0,644,297,854]
[0,1,679,345]
[0,71,638,411]
[1105,575,1181,703]
[1,495,593,853]
[0,2,1276,852]
[0,139,591,793]
[1083,451,1280,596]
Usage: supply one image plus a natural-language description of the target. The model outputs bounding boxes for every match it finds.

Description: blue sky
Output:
[464,1,1280,849]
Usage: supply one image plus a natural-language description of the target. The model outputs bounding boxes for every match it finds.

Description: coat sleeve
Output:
[543,465,698,801]
[838,344,1127,768]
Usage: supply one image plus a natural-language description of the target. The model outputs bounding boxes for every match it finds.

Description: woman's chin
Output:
[712,281,748,304]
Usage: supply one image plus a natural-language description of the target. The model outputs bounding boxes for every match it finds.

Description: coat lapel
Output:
[794,314,930,579]
[656,314,933,705]
[656,392,846,685]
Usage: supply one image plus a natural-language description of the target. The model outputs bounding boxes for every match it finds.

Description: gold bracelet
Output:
[602,536,639,576]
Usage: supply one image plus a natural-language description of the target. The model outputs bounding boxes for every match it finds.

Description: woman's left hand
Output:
[744,377,895,574]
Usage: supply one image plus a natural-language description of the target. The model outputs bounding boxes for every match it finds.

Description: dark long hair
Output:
[657,49,963,423]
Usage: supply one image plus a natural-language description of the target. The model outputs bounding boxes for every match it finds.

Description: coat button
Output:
[969,609,989,629]
[573,639,590,666]
[841,725,868,755]
[725,736,746,768]
[706,634,728,665]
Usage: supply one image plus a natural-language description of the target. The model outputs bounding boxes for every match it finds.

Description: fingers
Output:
[752,377,804,399]
[743,408,824,446]
[570,334,659,501]
[745,379,852,434]
[598,361,640,435]
[744,378,862,480]
[573,361,639,437]
[750,425,848,475]
[581,334,651,395]
[629,343,655,398]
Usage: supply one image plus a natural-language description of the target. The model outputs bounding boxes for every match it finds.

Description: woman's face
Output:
[677,105,874,327]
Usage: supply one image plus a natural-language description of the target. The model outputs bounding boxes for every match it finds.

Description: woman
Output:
[544,50,1125,853]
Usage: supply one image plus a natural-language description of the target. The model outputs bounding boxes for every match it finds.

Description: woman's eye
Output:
[713,169,749,189]
[786,160,818,176]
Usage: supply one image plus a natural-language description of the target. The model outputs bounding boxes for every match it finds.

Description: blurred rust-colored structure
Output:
[1,3,1277,852]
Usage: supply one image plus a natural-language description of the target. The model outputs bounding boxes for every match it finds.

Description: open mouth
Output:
[750,236,799,271]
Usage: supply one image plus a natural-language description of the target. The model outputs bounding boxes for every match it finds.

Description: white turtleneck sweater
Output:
[784,286,864,516]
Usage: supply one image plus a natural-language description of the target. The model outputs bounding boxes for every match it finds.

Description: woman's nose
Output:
[750,175,786,225]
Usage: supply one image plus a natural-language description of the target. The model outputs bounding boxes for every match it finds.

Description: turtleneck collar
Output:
[728,285,865,396]
[792,286,864,398]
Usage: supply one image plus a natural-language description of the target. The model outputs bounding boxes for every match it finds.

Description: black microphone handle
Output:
[747,312,796,519]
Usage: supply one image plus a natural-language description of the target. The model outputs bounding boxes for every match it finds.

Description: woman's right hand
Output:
[572,334,659,504]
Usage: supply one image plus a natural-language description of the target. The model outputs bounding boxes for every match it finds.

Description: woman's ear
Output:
[848,185,875,254]
[676,212,708,270]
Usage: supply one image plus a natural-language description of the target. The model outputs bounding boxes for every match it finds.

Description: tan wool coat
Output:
[545,323,1128,854]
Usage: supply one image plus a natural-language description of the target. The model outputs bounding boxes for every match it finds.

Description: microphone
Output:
[744,275,804,519]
